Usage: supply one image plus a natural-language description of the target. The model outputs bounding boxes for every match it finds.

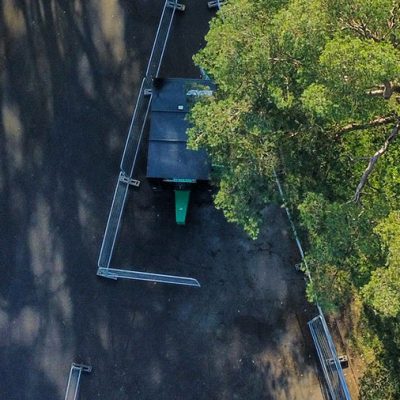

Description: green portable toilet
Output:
[175,190,190,224]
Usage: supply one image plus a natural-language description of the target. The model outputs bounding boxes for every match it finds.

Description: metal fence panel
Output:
[120,78,152,175]
[146,1,178,78]
[120,0,179,175]
[64,363,91,400]
[100,0,179,266]
[97,176,129,268]
[97,1,201,286]
[308,313,351,400]
[97,267,200,287]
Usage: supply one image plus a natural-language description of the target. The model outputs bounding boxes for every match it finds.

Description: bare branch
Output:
[383,80,393,99]
[367,83,400,98]
[336,115,397,135]
[388,4,398,29]
[341,19,383,42]
[268,52,303,67]
[382,3,400,47]
[367,88,386,97]
[353,118,400,202]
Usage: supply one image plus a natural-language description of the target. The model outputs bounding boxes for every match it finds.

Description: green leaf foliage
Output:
[362,212,400,317]
[190,1,400,394]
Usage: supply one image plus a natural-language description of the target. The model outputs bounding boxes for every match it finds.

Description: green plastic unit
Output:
[175,190,191,225]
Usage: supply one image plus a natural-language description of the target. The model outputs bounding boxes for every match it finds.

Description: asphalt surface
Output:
[0,1,324,399]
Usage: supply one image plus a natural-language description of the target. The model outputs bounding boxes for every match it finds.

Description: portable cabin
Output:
[146,78,214,224]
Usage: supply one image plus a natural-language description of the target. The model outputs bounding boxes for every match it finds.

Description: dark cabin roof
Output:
[146,78,214,181]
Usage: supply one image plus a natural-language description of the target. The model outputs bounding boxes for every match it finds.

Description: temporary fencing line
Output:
[98,92,152,269]
[209,0,348,376]
[97,0,201,287]
[206,1,352,395]
[210,0,352,390]
[274,168,351,399]
[273,170,307,267]
[309,314,352,400]
[308,316,338,398]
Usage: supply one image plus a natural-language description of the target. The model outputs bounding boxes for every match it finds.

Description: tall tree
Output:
[189,0,400,396]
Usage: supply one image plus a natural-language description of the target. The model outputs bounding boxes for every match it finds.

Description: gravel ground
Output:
[0,1,324,399]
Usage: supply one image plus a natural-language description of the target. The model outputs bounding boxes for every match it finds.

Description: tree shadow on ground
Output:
[0,0,162,398]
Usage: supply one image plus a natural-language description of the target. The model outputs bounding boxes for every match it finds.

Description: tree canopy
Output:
[189,0,400,397]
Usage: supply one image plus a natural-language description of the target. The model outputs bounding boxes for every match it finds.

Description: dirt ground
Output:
[0,1,325,399]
